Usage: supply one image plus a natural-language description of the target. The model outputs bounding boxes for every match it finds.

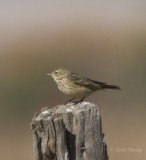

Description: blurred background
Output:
[0,1,146,160]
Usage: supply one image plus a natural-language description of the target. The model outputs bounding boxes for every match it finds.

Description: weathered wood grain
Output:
[31,101,108,160]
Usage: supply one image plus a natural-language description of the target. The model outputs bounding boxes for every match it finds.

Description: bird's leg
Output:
[73,97,85,104]
[79,97,85,102]
[65,98,75,104]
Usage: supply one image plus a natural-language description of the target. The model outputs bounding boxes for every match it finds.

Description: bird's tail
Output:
[102,84,120,90]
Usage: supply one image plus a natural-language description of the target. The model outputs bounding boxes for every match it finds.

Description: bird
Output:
[46,68,120,103]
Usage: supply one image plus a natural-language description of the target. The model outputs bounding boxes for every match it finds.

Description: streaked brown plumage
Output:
[46,68,120,103]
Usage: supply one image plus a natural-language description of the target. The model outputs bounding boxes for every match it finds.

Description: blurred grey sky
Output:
[0,0,146,48]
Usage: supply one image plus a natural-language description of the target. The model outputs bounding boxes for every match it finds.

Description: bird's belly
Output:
[58,83,93,98]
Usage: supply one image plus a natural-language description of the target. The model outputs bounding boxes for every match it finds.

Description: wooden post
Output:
[31,101,108,160]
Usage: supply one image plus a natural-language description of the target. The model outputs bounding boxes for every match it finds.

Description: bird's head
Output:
[46,68,70,81]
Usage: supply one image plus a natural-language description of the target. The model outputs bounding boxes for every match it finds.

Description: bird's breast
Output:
[56,79,93,98]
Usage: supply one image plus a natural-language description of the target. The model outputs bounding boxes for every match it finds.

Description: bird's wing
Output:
[68,73,106,90]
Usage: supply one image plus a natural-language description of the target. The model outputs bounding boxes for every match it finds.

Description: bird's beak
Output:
[46,73,51,76]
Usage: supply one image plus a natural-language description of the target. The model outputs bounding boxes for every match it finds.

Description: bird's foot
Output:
[79,97,85,103]
[71,97,86,104]
[64,98,75,105]
[65,97,86,105]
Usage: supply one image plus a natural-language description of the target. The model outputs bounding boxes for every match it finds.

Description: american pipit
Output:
[46,68,120,103]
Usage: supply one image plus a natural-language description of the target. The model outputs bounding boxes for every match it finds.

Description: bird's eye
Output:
[55,71,58,74]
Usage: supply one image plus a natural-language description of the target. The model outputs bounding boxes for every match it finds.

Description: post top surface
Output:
[34,101,99,121]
